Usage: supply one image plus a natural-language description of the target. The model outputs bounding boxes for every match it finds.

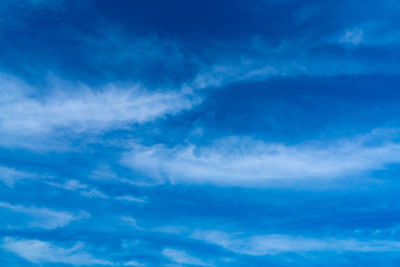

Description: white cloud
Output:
[336,22,400,47]
[115,196,147,203]
[339,29,364,45]
[47,179,109,199]
[124,260,145,266]
[191,230,400,255]
[0,74,198,148]
[162,248,210,266]
[50,179,88,190]
[122,131,400,185]
[81,188,109,199]
[0,165,35,186]
[120,216,143,230]
[0,202,89,229]
[184,60,280,91]
[181,36,389,91]
[2,237,112,265]
[153,225,190,235]
[48,179,148,202]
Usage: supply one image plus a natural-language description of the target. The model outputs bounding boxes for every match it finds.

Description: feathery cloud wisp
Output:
[0,165,35,186]
[191,230,400,255]
[2,237,112,265]
[122,132,400,185]
[0,202,89,229]
[162,248,210,266]
[0,74,199,148]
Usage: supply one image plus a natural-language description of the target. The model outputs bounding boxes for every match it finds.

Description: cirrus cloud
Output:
[2,237,112,266]
[122,131,400,185]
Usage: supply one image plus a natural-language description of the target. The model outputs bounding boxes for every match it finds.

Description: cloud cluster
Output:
[1,1,400,266]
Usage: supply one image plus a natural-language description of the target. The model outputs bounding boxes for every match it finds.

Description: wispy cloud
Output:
[48,179,147,202]
[191,230,400,255]
[339,28,364,45]
[335,22,400,47]
[124,260,145,266]
[0,202,89,229]
[122,131,400,185]
[2,237,112,265]
[162,248,210,266]
[183,39,398,92]
[47,179,109,199]
[0,74,199,148]
[120,216,144,230]
[115,196,147,203]
[0,165,35,186]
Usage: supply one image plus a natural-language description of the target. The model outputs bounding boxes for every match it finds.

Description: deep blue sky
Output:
[1,1,400,266]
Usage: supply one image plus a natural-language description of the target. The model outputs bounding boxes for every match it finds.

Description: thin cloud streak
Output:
[0,202,89,229]
[162,248,211,266]
[191,230,400,255]
[1,237,112,265]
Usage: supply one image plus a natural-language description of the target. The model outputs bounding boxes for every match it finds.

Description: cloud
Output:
[162,248,210,266]
[0,202,89,229]
[182,54,365,94]
[122,131,400,185]
[339,29,364,45]
[48,179,148,202]
[183,59,281,90]
[115,196,147,203]
[191,230,400,255]
[124,260,145,266]
[182,35,400,92]
[80,188,109,199]
[0,165,35,186]
[336,24,400,47]
[120,216,144,231]
[1,237,112,265]
[0,74,199,148]
[48,179,110,199]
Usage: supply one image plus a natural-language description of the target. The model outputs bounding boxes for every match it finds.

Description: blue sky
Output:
[1,0,400,266]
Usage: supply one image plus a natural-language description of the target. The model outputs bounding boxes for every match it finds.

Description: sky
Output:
[1,0,400,266]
